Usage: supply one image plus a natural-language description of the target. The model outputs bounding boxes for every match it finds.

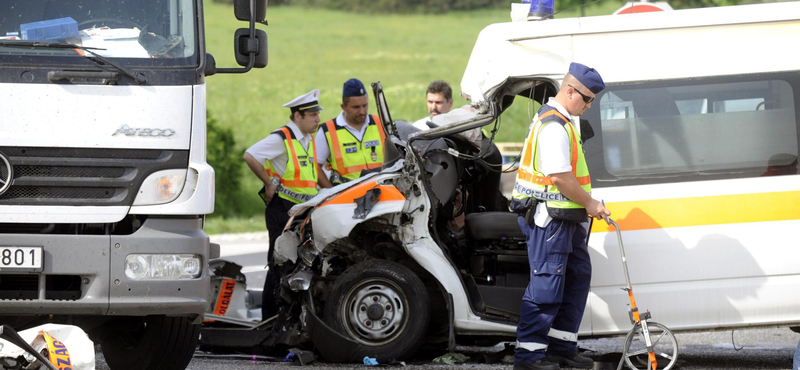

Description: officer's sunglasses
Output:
[568,84,595,104]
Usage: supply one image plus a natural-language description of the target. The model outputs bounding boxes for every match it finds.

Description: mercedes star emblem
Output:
[0,151,13,196]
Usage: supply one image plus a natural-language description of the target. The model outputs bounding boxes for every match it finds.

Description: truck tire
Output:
[101,316,200,370]
[323,259,430,362]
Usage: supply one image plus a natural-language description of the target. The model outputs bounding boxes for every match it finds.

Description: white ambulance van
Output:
[461,1,800,335]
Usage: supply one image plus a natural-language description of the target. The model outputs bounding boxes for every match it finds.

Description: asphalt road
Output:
[93,325,798,369]
[96,233,800,370]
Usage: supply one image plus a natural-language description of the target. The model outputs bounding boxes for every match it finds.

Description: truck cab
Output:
[0,0,266,369]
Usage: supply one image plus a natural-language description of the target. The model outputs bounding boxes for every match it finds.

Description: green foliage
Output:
[665,0,746,9]
[213,0,511,13]
[206,110,243,218]
[322,0,510,13]
[204,215,264,234]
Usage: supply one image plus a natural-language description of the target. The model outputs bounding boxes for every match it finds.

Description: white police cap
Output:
[283,89,323,113]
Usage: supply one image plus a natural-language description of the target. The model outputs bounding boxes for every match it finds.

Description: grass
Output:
[203,0,627,233]
[204,215,265,235]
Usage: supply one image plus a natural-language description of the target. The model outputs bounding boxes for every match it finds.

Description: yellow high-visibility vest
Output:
[321,114,386,183]
[511,105,591,222]
[264,126,319,204]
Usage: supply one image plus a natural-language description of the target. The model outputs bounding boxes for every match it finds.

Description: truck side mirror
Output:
[234,0,267,22]
[204,53,217,77]
[234,29,268,68]
[212,0,268,74]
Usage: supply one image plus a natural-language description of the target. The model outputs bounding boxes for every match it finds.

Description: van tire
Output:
[323,259,430,362]
[100,316,200,370]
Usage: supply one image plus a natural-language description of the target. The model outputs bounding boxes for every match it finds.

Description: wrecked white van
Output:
[203,1,800,364]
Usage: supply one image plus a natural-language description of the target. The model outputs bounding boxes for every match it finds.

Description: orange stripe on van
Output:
[320,180,405,207]
[591,190,800,233]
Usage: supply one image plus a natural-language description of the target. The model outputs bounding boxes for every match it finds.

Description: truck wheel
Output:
[323,260,430,362]
[101,316,200,370]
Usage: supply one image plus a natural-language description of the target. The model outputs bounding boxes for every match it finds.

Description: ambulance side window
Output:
[584,73,800,187]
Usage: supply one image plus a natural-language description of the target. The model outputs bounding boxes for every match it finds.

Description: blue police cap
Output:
[568,62,605,94]
[343,78,367,98]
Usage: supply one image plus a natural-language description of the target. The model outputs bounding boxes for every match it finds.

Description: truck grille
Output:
[0,147,188,206]
[0,275,37,300]
[4,187,116,200]
[15,166,125,178]
[0,275,82,301]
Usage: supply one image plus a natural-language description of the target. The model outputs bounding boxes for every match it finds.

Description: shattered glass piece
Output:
[288,268,313,291]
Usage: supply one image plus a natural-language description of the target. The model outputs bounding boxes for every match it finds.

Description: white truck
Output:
[0,0,267,369]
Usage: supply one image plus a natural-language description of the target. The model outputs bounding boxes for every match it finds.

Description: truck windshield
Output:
[0,0,197,65]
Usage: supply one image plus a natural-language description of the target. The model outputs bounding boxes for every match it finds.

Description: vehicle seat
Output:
[464,212,525,241]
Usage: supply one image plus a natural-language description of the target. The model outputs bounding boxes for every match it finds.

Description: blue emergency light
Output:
[20,17,79,41]
[528,0,555,20]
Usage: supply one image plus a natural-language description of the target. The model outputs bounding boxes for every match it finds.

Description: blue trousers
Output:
[794,338,800,370]
[515,216,592,365]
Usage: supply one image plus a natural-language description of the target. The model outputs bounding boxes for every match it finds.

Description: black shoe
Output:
[514,359,560,370]
[545,352,593,369]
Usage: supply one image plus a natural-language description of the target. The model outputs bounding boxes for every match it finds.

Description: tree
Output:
[207,110,243,218]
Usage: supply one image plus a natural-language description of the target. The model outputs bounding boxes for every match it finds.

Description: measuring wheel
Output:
[606,216,680,370]
[621,321,679,370]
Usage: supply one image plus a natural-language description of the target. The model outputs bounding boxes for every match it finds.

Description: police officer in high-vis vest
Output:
[510,63,611,370]
[243,89,322,320]
[315,78,385,188]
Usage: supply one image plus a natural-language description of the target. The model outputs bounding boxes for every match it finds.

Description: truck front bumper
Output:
[0,217,209,318]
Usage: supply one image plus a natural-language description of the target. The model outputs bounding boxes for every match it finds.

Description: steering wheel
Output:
[78,18,143,30]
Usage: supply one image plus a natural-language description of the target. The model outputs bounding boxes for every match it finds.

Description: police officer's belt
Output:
[513,182,571,202]
[330,171,349,184]
[278,185,314,202]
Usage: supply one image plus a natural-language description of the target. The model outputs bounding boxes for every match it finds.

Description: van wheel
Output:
[100,316,200,370]
[323,260,430,362]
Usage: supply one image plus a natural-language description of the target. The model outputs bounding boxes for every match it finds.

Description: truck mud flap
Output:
[304,303,367,363]
[199,327,272,350]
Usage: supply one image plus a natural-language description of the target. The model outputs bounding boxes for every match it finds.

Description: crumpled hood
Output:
[459,19,577,105]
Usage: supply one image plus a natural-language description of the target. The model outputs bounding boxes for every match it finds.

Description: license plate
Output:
[0,246,43,270]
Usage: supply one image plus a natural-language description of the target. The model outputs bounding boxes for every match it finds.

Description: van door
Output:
[582,72,800,334]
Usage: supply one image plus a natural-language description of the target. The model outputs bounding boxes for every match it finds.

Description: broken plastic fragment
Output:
[363,356,379,366]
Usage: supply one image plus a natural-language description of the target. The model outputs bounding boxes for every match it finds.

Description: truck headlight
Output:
[133,169,187,206]
[124,254,202,279]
